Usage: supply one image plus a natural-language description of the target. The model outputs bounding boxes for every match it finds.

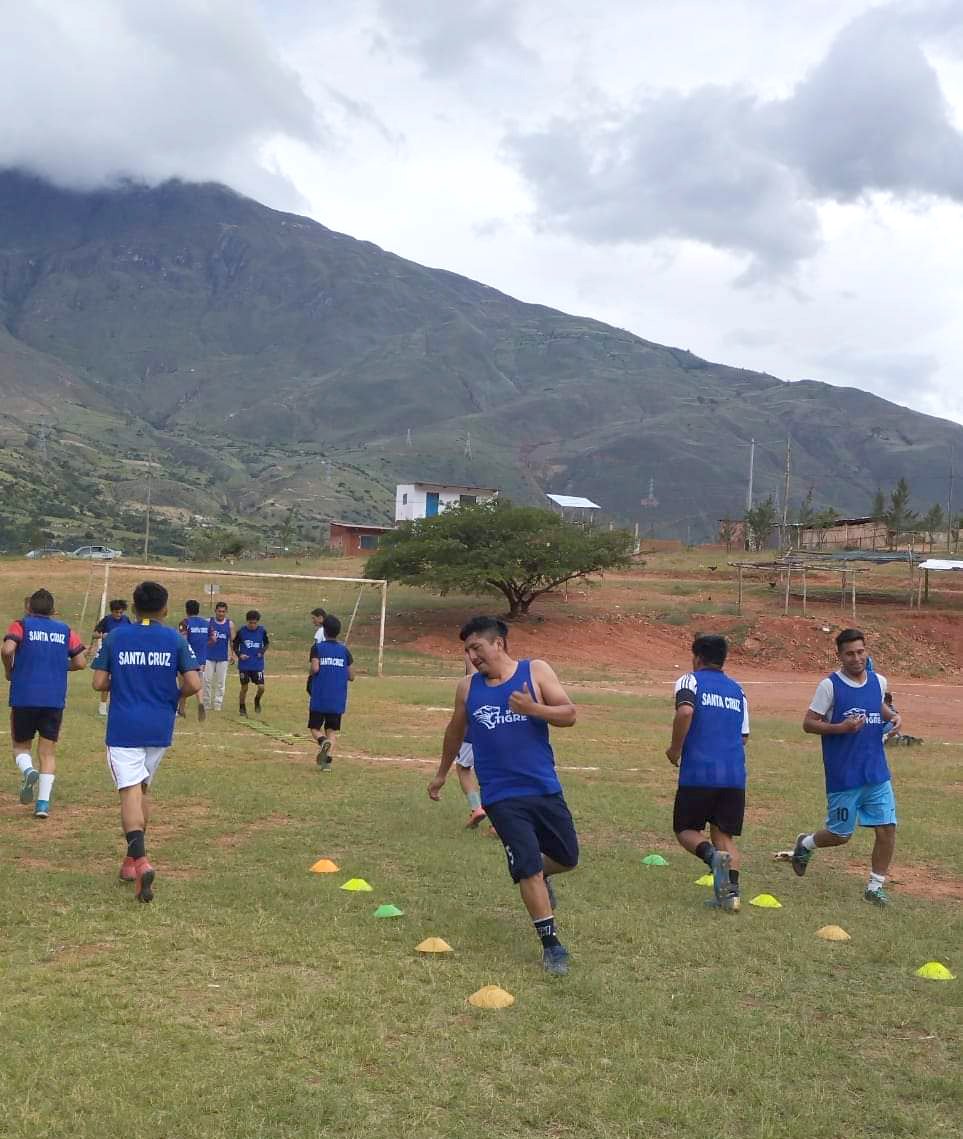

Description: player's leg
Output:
[214,660,228,711]
[110,748,156,899]
[789,790,854,876]
[238,674,250,715]
[253,678,265,714]
[858,781,897,905]
[708,789,745,911]
[454,743,486,827]
[33,729,58,819]
[202,660,214,710]
[318,714,341,769]
[12,709,39,804]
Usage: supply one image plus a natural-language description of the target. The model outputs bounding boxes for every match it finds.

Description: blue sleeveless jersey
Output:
[183,616,210,665]
[9,616,75,709]
[310,641,351,713]
[821,672,889,792]
[465,660,562,806]
[679,669,747,788]
[237,626,267,668]
[93,621,197,747]
[208,618,231,662]
[99,614,131,634]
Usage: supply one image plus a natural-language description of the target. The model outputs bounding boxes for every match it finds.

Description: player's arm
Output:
[261,630,269,655]
[1,625,20,680]
[803,709,864,735]
[429,676,471,800]
[229,621,238,663]
[176,641,203,697]
[509,659,576,726]
[207,619,217,646]
[346,649,355,682]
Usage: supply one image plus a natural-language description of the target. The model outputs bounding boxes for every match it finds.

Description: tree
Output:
[719,518,738,553]
[744,496,778,551]
[796,487,816,528]
[870,487,886,549]
[812,506,840,550]
[364,499,634,618]
[921,503,945,552]
[884,477,917,547]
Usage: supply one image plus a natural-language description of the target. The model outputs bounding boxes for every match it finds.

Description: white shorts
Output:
[106,746,167,790]
[455,742,474,768]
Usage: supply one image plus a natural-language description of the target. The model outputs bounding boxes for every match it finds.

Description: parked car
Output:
[69,545,123,560]
[25,547,64,559]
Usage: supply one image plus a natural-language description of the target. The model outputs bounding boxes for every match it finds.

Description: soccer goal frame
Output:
[96,562,389,676]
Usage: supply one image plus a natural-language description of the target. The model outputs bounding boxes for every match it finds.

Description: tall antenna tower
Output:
[464,431,472,460]
[640,477,659,507]
[406,428,412,448]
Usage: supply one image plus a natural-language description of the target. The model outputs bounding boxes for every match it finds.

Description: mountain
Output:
[1,168,960,551]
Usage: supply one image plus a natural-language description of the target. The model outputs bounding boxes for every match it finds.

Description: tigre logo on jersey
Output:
[472,704,527,730]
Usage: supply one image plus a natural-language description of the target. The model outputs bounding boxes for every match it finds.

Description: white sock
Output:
[37,773,55,801]
[15,752,34,774]
[867,871,886,892]
[802,834,817,851]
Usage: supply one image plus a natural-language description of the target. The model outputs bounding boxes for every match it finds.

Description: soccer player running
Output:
[308,615,354,770]
[178,600,212,721]
[92,581,201,902]
[787,628,901,906]
[429,616,579,976]
[3,589,87,818]
[91,599,131,716]
[666,634,748,913]
[203,601,235,712]
[234,610,268,716]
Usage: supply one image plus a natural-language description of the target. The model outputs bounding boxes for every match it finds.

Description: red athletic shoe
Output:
[466,807,487,829]
[119,856,137,882]
[134,857,156,903]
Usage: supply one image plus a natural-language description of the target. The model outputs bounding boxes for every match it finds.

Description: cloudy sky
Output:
[4,0,963,425]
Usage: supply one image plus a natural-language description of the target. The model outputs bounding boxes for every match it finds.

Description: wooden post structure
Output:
[924,568,930,603]
[377,581,387,678]
[850,565,856,620]
[840,571,846,609]
[801,565,807,617]
[783,560,792,615]
[736,564,743,616]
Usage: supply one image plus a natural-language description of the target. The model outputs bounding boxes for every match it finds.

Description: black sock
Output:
[533,915,560,949]
[125,830,146,861]
[730,869,740,886]
[695,840,715,866]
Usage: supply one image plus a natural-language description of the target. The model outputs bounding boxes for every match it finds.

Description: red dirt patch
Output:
[214,811,295,848]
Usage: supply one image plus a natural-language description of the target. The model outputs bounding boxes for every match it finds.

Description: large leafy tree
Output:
[365,499,634,618]
[884,477,917,545]
[921,503,945,552]
[744,496,778,551]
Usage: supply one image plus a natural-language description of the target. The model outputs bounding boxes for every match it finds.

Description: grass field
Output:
[0,560,960,1138]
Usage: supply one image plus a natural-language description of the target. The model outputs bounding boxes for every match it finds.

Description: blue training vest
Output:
[679,668,747,789]
[310,641,351,714]
[183,616,210,666]
[9,616,74,709]
[208,618,231,662]
[465,659,562,807]
[237,626,267,669]
[821,672,890,792]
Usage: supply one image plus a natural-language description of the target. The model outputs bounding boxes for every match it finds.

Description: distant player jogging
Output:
[786,628,901,906]
[233,610,269,716]
[430,616,579,976]
[3,589,87,818]
[91,599,130,716]
[178,600,212,721]
[307,615,354,770]
[203,601,235,712]
[92,581,202,902]
[666,634,749,912]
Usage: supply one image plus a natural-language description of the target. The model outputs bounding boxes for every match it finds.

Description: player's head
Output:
[311,607,327,627]
[185,599,200,616]
[245,609,260,628]
[321,614,341,640]
[132,581,168,619]
[215,602,228,618]
[835,628,866,676]
[692,633,727,669]
[27,588,55,616]
[109,599,128,617]
[459,615,510,674]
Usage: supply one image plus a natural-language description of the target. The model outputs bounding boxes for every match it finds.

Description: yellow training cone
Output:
[749,893,783,909]
[817,925,851,942]
[468,985,515,1009]
[340,878,373,892]
[695,874,714,887]
[916,961,956,981]
[416,937,453,954]
[310,859,339,874]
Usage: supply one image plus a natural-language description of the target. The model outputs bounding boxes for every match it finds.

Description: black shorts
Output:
[239,670,265,686]
[11,707,64,743]
[673,786,745,837]
[308,710,342,731]
[483,793,580,883]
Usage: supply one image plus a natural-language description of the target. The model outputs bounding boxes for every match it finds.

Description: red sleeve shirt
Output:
[4,620,84,655]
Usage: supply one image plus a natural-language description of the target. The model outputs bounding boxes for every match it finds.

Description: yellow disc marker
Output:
[340,878,373,892]
[749,893,783,909]
[310,859,339,874]
[468,985,515,1009]
[416,938,453,954]
[915,961,956,981]
[817,925,851,941]
[695,874,714,887]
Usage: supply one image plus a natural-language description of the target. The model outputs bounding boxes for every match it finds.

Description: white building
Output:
[395,482,498,522]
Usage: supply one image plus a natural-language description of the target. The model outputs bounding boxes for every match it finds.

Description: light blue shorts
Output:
[825,780,897,836]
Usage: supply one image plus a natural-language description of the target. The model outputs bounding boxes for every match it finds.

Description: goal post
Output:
[98,562,389,676]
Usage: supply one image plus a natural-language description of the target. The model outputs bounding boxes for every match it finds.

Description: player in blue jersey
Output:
[666,634,749,913]
[787,628,901,906]
[178,600,213,722]
[91,599,131,716]
[308,615,354,770]
[92,581,202,902]
[203,601,236,713]
[429,616,579,976]
[233,610,269,716]
[3,589,87,818]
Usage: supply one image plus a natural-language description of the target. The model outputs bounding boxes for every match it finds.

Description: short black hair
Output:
[133,581,168,616]
[109,599,128,611]
[459,615,509,644]
[215,601,228,611]
[692,633,728,667]
[322,614,342,639]
[836,628,865,651]
[311,607,326,618]
[28,588,54,616]
[185,599,200,615]
[246,609,260,622]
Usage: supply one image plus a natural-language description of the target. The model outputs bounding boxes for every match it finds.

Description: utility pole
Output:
[781,436,791,549]
[464,431,472,460]
[143,453,153,559]
[745,438,755,511]
[948,452,955,554]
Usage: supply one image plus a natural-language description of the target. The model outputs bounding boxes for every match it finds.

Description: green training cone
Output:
[374,904,404,918]
[642,854,669,866]
[340,878,373,892]
[695,873,714,886]
[915,961,956,981]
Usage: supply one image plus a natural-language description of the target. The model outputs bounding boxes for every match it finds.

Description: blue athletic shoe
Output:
[19,768,39,805]
[542,944,570,976]
[711,849,732,905]
[34,800,50,819]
